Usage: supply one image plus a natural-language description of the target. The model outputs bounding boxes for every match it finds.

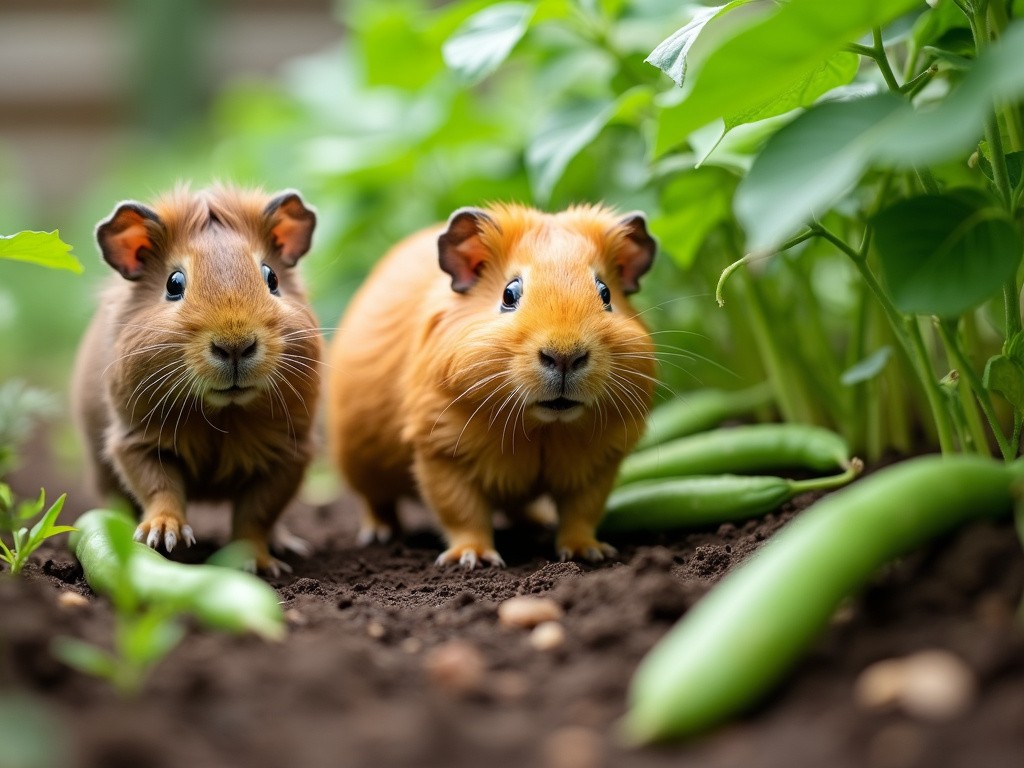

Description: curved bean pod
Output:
[621,455,1024,743]
[70,509,285,641]
[617,423,851,487]
[637,383,774,450]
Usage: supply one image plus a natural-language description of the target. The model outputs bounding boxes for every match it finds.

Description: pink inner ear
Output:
[272,217,304,260]
[103,212,153,278]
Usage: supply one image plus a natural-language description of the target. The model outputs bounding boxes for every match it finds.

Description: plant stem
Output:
[715,228,815,306]
[789,458,864,495]
[814,224,957,454]
[936,319,1008,458]
[871,28,901,92]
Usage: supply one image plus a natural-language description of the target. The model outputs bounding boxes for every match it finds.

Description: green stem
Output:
[872,28,901,92]
[789,459,864,495]
[739,271,815,425]
[715,228,815,306]
[936,319,1013,459]
[900,65,938,97]
[814,224,957,454]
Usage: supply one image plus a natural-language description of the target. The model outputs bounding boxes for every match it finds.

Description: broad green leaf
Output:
[840,346,893,386]
[0,231,81,273]
[653,167,737,268]
[872,193,1022,318]
[526,99,617,204]
[722,50,859,131]
[122,611,186,666]
[442,3,534,84]
[983,354,1024,410]
[736,92,905,250]
[26,493,65,549]
[654,0,921,154]
[978,143,1024,190]
[738,23,1024,250]
[644,0,761,88]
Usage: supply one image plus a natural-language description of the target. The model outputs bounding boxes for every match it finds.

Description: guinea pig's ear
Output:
[612,212,657,295]
[266,191,316,266]
[438,207,495,294]
[96,202,161,281]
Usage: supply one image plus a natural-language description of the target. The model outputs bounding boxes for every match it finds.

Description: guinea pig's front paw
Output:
[134,515,195,553]
[435,544,506,570]
[242,554,293,579]
[556,536,618,564]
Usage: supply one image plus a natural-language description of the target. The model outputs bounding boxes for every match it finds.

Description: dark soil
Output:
[3,438,1023,768]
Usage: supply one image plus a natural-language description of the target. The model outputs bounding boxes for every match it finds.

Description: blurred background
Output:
[0,0,758,494]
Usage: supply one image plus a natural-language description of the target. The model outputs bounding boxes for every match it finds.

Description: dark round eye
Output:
[596,278,612,310]
[501,278,523,311]
[262,263,280,295]
[165,271,186,301]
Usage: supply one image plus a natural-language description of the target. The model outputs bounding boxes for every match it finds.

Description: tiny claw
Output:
[146,528,161,549]
[181,525,196,547]
[164,531,177,552]
[459,550,480,569]
[133,527,145,543]
[356,523,393,547]
[557,547,572,563]
[263,557,293,578]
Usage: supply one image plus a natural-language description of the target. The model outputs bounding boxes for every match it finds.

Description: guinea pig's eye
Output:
[165,271,186,301]
[262,263,280,296]
[596,278,612,311]
[501,278,523,312]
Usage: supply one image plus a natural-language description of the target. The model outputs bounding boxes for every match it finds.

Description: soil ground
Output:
[2,437,1023,768]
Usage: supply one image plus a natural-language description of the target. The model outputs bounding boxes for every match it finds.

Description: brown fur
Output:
[327,204,656,566]
[72,185,321,573]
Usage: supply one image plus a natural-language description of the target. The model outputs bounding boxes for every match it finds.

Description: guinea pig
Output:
[71,185,321,575]
[327,204,656,567]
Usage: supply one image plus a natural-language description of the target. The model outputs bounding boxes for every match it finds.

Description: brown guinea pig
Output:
[327,204,656,567]
[71,185,321,575]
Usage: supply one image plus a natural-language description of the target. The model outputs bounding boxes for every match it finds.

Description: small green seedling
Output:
[0,485,73,575]
[52,514,185,696]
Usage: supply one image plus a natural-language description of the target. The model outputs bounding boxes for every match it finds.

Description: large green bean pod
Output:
[636,383,773,450]
[621,455,1024,743]
[617,424,850,487]
[70,510,285,641]
[601,466,859,533]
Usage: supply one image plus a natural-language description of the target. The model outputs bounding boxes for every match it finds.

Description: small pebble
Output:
[57,592,89,609]
[541,726,604,768]
[854,649,977,721]
[366,620,386,639]
[498,596,564,629]
[401,637,423,654]
[529,621,566,651]
[284,608,308,627]
[423,640,486,696]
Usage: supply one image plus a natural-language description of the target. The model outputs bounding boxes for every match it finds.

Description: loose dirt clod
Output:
[498,596,564,628]
[423,640,486,696]
[529,621,566,651]
[284,608,308,627]
[854,649,977,720]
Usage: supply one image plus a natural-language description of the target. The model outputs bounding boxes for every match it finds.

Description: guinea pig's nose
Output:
[210,337,258,365]
[538,348,589,375]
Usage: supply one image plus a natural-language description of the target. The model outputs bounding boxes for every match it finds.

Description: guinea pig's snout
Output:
[538,347,589,376]
[209,336,258,366]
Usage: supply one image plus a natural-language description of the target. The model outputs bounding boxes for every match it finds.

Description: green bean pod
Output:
[600,465,860,534]
[617,424,850,487]
[621,455,1024,743]
[636,383,774,451]
[70,510,285,641]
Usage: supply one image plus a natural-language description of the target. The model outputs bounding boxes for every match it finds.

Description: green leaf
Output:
[121,611,186,667]
[840,346,893,386]
[873,193,1022,318]
[978,144,1024,190]
[0,231,81,273]
[51,637,119,680]
[983,354,1024,410]
[16,488,46,522]
[653,167,737,268]
[526,99,617,204]
[26,493,68,551]
[722,50,858,132]
[442,2,534,84]
[644,0,761,88]
[736,92,905,250]
[654,0,921,155]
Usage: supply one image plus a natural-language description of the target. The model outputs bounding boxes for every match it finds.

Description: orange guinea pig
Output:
[72,185,321,575]
[327,204,656,567]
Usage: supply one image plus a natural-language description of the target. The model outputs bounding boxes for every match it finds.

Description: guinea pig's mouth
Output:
[205,383,259,407]
[536,397,582,412]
